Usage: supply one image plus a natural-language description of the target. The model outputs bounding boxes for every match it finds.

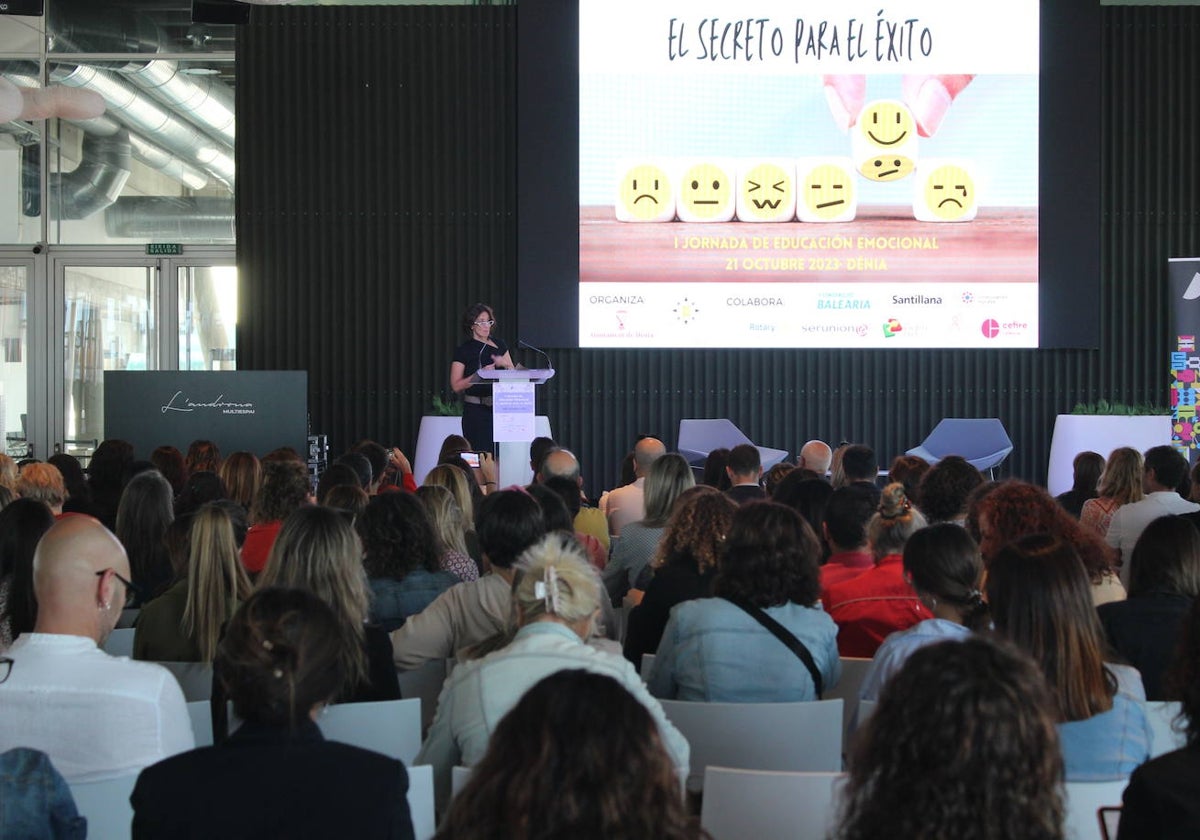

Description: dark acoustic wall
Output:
[238,6,1198,497]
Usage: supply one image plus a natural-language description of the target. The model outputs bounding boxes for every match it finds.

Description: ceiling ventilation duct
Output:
[104,195,234,241]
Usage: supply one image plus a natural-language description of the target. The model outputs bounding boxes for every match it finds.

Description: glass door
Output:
[0,261,33,458]
[175,262,237,371]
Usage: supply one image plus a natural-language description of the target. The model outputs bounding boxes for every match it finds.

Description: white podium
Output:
[476,368,555,488]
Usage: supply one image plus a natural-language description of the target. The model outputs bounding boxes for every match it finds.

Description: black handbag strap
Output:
[722,596,824,698]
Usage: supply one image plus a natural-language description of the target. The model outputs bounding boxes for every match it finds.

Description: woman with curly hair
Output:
[622,486,737,669]
[916,455,983,525]
[977,480,1124,604]
[1081,446,1144,539]
[988,534,1150,780]
[184,439,222,475]
[648,501,840,701]
[824,483,931,657]
[835,636,1065,840]
[242,459,311,576]
[435,669,700,840]
[1118,598,1200,837]
[356,492,460,632]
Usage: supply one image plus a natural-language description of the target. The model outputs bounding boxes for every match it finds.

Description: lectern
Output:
[476,368,555,488]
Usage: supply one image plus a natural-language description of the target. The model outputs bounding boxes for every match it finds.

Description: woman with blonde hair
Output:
[415,483,478,582]
[424,462,482,564]
[1081,446,1145,539]
[257,506,399,703]
[219,451,261,512]
[416,533,689,809]
[134,503,252,663]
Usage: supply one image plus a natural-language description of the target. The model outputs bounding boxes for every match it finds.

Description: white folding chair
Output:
[700,767,845,840]
[1144,700,1187,758]
[823,657,872,743]
[158,661,214,702]
[102,628,136,658]
[397,659,449,734]
[187,700,214,747]
[69,774,138,840]
[451,765,473,799]
[640,653,656,682]
[1063,779,1129,840]
[407,764,435,840]
[659,699,843,793]
[319,697,422,764]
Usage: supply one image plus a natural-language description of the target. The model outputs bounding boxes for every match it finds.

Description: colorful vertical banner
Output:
[1168,258,1200,455]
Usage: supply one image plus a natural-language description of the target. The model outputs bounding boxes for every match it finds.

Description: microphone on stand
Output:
[518,339,553,371]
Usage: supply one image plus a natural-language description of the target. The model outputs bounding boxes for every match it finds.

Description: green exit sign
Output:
[145,243,183,255]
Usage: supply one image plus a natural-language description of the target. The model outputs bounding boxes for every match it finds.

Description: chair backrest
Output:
[678,419,753,461]
[116,608,139,629]
[640,653,656,682]
[451,765,473,799]
[659,698,843,792]
[186,700,215,748]
[910,418,1013,469]
[158,661,214,702]
[69,773,138,840]
[1144,700,1188,758]
[1063,780,1128,840]
[318,697,422,764]
[407,764,435,840]
[397,659,449,735]
[102,628,135,658]
[700,767,845,840]
[823,657,872,744]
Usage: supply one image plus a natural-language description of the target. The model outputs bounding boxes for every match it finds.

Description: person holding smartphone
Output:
[449,302,518,455]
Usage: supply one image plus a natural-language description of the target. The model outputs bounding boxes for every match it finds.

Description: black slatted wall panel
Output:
[238,6,1199,498]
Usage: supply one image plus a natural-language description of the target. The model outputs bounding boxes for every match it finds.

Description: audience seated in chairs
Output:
[134,503,251,663]
[1119,597,1200,838]
[623,486,738,669]
[915,454,983,526]
[1098,514,1200,700]
[1056,450,1104,519]
[414,484,479,581]
[0,498,55,649]
[649,501,840,701]
[15,462,67,518]
[824,484,931,657]
[242,459,310,576]
[391,490,545,669]
[115,470,176,605]
[131,587,415,840]
[357,493,459,633]
[436,669,700,840]
[987,533,1150,781]
[1081,447,1144,541]
[255,506,399,706]
[416,533,688,809]
[724,443,766,505]
[858,523,987,702]
[218,451,260,512]
[887,454,930,509]
[836,636,1065,840]
[0,516,193,780]
[606,436,667,537]
[817,484,877,594]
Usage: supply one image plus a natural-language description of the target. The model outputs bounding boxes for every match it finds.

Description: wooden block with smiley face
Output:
[676,160,736,223]
[735,160,796,222]
[796,157,857,223]
[615,159,675,222]
[852,99,918,183]
[913,159,978,222]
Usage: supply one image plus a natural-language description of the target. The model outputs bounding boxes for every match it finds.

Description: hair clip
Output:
[535,566,562,614]
[272,668,283,679]
[262,640,274,651]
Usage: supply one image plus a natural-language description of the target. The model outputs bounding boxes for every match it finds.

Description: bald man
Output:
[539,448,609,551]
[798,440,833,477]
[0,516,193,781]
[605,437,666,537]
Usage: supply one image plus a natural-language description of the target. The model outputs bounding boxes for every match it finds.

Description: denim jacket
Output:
[368,570,460,633]
[0,748,86,840]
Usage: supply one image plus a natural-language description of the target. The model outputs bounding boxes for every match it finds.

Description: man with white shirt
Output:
[605,437,665,537]
[0,516,193,781]
[1107,445,1200,585]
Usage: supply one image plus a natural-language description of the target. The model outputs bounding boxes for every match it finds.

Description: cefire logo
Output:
[883,318,903,338]
[981,319,1001,339]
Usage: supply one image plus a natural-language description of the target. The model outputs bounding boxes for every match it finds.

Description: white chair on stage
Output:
[1063,779,1128,840]
[102,627,135,658]
[700,767,845,840]
[187,700,215,747]
[659,698,843,792]
[406,764,436,840]
[158,661,214,702]
[677,419,789,470]
[823,657,872,745]
[1144,700,1187,758]
[906,418,1013,478]
[397,658,451,734]
[69,774,138,840]
[318,697,422,764]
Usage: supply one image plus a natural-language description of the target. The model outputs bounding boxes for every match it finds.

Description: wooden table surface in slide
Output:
[580,205,1037,284]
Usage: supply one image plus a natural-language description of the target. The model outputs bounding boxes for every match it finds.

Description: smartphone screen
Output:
[460,451,481,469]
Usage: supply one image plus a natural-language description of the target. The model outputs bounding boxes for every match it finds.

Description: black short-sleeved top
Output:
[453,338,508,397]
